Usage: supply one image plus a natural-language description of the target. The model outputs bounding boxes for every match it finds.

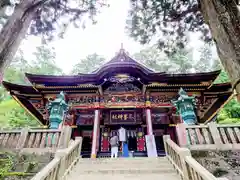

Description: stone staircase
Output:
[64,157,181,180]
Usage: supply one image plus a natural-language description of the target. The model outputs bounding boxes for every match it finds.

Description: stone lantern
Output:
[47,91,68,129]
[171,88,197,125]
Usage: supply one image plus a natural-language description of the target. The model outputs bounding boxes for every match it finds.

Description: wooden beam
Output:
[12,95,44,126]
[204,93,235,124]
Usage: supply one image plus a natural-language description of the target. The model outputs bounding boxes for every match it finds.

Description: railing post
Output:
[59,126,72,148]
[179,148,192,180]
[55,149,67,179]
[208,122,222,145]
[16,128,29,149]
[75,136,83,156]
[163,135,171,154]
[175,123,188,147]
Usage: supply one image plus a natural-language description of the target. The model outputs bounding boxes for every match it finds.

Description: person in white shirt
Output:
[110,134,119,158]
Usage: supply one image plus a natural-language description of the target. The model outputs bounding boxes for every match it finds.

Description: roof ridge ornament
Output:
[120,43,125,54]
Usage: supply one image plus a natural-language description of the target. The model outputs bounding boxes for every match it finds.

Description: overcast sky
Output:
[20,0,215,74]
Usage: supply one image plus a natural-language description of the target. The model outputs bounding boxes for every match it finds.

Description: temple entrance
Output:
[155,136,164,151]
[82,136,92,152]
[128,136,137,151]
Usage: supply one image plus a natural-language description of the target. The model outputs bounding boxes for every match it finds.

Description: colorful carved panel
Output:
[76,110,94,125]
[150,92,176,107]
[152,113,170,124]
[104,83,140,94]
[136,128,145,151]
[29,99,45,114]
[171,114,182,124]
[198,96,218,117]
[64,113,74,126]
[101,94,145,108]
[68,94,95,108]
[101,128,110,152]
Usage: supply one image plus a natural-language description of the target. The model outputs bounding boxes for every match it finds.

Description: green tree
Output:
[0,45,63,128]
[3,45,63,85]
[133,46,171,72]
[214,70,230,84]
[195,44,221,72]
[3,49,30,84]
[0,0,106,81]
[215,70,240,124]
[168,48,193,73]
[0,99,40,128]
[71,53,106,74]
[127,0,240,99]
[28,45,63,75]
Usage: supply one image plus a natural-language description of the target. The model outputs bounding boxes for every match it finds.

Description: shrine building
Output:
[2,48,232,158]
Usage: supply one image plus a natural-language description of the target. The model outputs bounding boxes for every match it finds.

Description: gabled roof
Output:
[24,47,222,87]
[91,48,155,74]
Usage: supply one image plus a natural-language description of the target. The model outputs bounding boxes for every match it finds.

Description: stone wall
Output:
[192,150,240,180]
[0,149,53,180]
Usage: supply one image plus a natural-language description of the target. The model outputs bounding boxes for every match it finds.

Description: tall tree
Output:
[169,48,193,73]
[0,0,106,81]
[194,44,221,72]
[29,45,63,75]
[133,46,172,72]
[3,45,63,85]
[133,45,197,73]
[71,53,106,74]
[127,0,240,101]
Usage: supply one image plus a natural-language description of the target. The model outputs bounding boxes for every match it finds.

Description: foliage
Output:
[217,98,240,124]
[0,99,40,128]
[168,48,193,73]
[28,46,63,75]
[71,53,106,74]
[0,150,52,179]
[0,0,106,41]
[0,44,61,128]
[3,45,63,85]
[214,70,230,84]
[214,71,240,124]
[127,0,210,54]
[133,45,171,72]
[133,43,220,73]
[195,44,221,72]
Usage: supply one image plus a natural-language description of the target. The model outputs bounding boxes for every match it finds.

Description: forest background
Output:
[0,42,239,128]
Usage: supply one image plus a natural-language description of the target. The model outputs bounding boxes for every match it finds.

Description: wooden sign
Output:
[110,110,136,124]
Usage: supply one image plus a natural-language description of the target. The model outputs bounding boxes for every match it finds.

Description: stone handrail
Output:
[31,137,82,180]
[0,126,72,153]
[176,122,240,150]
[163,135,229,180]
[0,129,22,148]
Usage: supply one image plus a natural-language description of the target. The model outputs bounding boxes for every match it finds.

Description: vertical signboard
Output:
[145,134,158,157]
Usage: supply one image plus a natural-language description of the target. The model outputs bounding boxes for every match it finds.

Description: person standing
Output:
[110,134,119,158]
[118,127,129,157]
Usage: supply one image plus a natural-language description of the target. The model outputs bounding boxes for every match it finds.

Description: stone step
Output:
[77,160,170,165]
[77,157,169,163]
[70,167,176,174]
[67,173,181,180]
[75,162,173,169]
[64,157,181,180]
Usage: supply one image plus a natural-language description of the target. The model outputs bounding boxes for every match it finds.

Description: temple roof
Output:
[24,48,222,87]
[1,47,233,125]
[91,48,155,74]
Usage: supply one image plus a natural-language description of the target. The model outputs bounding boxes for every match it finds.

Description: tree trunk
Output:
[200,0,240,101]
[0,0,40,82]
